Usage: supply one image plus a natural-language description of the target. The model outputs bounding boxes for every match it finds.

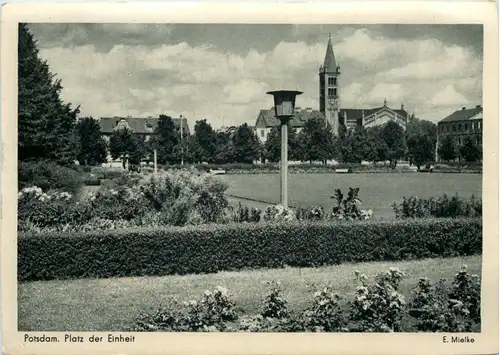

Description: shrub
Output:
[408,266,481,332]
[392,194,482,219]
[133,286,238,332]
[263,205,296,222]
[18,187,94,231]
[349,268,406,332]
[331,188,373,221]
[301,286,347,332]
[18,218,481,281]
[132,265,480,333]
[18,160,83,195]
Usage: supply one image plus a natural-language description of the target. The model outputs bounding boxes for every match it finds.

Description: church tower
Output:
[319,34,341,135]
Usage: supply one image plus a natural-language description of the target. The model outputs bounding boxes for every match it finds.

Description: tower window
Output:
[328,77,334,85]
[327,77,338,86]
[333,88,337,96]
[260,129,265,137]
[333,77,337,86]
[328,88,334,97]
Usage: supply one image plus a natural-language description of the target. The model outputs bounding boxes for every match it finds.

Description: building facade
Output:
[436,105,483,160]
[255,34,409,143]
[100,116,190,143]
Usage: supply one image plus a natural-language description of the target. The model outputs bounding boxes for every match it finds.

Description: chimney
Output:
[361,110,365,126]
[401,103,404,111]
[462,107,466,110]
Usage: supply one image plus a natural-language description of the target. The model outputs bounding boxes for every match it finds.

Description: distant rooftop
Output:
[100,116,190,135]
[439,105,483,123]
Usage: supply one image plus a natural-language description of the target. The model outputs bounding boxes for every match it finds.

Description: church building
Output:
[255,34,409,144]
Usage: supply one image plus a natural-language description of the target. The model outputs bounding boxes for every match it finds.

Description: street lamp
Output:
[266,90,303,209]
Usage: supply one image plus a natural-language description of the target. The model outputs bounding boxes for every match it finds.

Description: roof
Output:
[99,116,190,135]
[439,106,483,123]
[341,107,409,122]
[256,108,325,128]
[323,35,337,72]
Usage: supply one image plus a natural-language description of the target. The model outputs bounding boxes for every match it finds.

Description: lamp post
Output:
[267,90,302,209]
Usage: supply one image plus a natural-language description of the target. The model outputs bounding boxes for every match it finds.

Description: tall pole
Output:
[280,121,288,208]
[180,115,184,166]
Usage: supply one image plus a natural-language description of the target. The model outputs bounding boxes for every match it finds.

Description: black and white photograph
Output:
[2,2,499,355]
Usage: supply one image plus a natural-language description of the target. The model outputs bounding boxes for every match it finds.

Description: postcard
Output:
[2,2,498,354]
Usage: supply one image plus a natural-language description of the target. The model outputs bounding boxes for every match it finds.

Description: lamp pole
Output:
[267,90,302,209]
[280,120,289,208]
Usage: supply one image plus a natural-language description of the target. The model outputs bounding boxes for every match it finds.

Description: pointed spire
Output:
[323,34,337,73]
[383,98,387,107]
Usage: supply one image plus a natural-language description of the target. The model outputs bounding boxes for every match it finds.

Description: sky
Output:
[27,24,483,129]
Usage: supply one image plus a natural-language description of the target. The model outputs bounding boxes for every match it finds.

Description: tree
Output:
[459,136,481,162]
[153,114,179,164]
[75,117,107,166]
[381,121,407,168]
[296,118,335,163]
[365,126,388,164]
[192,119,217,163]
[213,131,235,164]
[264,125,299,163]
[407,135,435,170]
[232,123,261,164]
[341,126,370,164]
[438,135,458,162]
[406,118,437,165]
[18,23,80,164]
[109,128,143,169]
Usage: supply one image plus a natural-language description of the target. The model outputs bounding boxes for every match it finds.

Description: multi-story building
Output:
[99,115,190,143]
[436,105,483,160]
[255,34,409,144]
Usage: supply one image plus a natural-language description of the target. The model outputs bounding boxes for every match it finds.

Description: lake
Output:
[216,173,482,219]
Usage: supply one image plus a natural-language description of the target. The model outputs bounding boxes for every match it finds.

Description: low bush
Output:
[392,194,482,219]
[18,218,481,281]
[132,265,480,333]
[18,160,83,195]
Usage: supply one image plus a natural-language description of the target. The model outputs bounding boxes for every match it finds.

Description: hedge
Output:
[18,218,482,281]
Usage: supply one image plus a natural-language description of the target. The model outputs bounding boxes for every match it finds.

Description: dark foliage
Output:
[18,23,80,164]
[18,160,83,194]
[19,218,481,281]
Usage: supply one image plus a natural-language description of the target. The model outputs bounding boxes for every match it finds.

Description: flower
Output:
[216,286,228,297]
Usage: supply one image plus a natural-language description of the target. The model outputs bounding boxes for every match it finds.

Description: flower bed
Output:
[18,218,481,281]
[132,265,481,332]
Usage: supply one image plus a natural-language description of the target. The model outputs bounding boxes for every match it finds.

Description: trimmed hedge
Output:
[18,218,481,282]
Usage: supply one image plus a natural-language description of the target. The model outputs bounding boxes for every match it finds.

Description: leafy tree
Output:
[365,126,388,164]
[213,131,235,164]
[153,114,179,164]
[438,135,458,162]
[407,135,435,170]
[74,117,107,166]
[296,118,335,163]
[264,125,299,163]
[232,123,261,164]
[341,126,370,164]
[406,118,437,166]
[192,119,217,163]
[109,128,143,169]
[18,23,80,164]
[381,121,407,168]
[459,136,481,162]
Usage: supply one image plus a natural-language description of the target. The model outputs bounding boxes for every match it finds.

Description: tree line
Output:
[18,23,482,170]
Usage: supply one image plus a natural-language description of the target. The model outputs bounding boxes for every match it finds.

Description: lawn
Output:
[18,255,481,332]
[217,173,482,218]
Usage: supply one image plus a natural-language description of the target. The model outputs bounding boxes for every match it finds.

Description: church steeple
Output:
[323,33,337,73]
[319,34,341,136]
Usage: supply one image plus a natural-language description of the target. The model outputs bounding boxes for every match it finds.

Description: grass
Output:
[18,255,481,332]
[217,173,482,218]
